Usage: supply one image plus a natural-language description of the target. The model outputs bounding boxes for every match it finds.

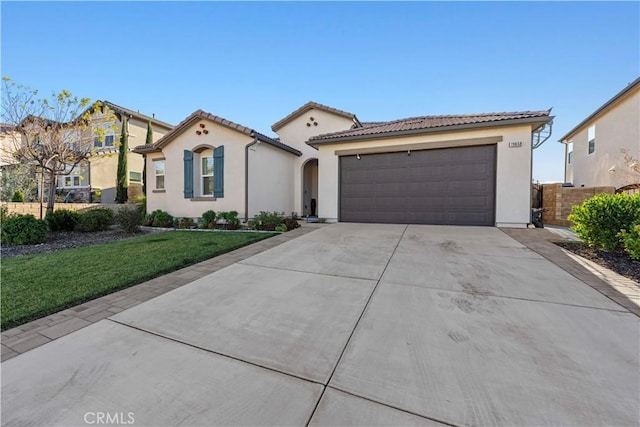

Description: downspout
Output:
[244,137,258,222]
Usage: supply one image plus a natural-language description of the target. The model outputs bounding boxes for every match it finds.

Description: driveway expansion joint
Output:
[305,224,409,426]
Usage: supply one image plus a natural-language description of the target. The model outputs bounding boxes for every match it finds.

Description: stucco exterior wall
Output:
[89,118,169,203]
[316,125,535,227]
[274,108,355,216]
[564,88,640,188]
[247,142,295,218]
[146,120,252,218]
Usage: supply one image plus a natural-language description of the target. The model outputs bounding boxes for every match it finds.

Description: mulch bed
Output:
[555,241,640,283]
[1,228,167,259]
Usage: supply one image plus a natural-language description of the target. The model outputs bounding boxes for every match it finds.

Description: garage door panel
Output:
[340,145,496,226]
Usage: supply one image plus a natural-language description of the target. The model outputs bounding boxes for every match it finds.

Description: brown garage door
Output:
[339,145,496,226]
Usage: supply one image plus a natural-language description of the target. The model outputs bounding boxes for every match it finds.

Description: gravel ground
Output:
[555,241,640,283]
[1,227,168,259]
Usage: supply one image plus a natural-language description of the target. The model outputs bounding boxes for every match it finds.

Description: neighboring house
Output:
[59,101,173,203]
[560,76,640,190]
[135,102,552,227]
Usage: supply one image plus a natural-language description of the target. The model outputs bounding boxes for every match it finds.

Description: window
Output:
[567,142,573,164]
[155,161,165,190]
[94,123,116,148]
[201,155,214,196]
[129,171,142,183]
[59,164,88,188]
[588,125,595,154]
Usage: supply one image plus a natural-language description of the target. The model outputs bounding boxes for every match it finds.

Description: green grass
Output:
[1,231,276,330]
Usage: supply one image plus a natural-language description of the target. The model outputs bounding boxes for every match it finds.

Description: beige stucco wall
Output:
[316,125,535,227]
[564,88,640,188]
[0,131,21,167]
[247,142,296,218]
[274,108,356,216]
[89,116,170,203]
[146,119,251,218]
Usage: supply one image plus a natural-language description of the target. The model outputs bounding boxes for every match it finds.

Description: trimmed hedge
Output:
[1,214,47,245]
[77,208,114,232]
[568,193,640,251]
[46,209,80,232]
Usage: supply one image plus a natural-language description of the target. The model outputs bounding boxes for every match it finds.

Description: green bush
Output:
[77,208,115,232]
[200,210,217,229]
[133,195,146,214]
[275,224,288,232]
[116,207,144,234]
[1,205,9,224]
[10,190,24,202]
[144,209,174,228]
[46,209,80,232]
[176,217,195,229]
[218,211,241,230]
[254,211,284,231]
[620,225,640,260]
[568,193,640,251]
[1,214,47,245]
[283,217,300,231]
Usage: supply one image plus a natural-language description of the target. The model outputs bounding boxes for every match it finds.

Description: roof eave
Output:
[558,77,640,142]
[307,116,553,147]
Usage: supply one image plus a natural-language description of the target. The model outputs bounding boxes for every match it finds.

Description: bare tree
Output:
[620,148,640,191]
[1,77,115,214]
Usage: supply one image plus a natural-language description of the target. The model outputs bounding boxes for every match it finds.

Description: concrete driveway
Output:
[2,224,639,426]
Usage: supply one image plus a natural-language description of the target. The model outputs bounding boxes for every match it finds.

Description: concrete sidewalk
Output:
[2,224,639,426]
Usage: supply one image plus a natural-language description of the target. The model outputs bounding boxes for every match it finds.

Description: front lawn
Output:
[1,231,276,330]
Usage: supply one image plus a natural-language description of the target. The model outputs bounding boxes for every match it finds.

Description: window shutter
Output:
[213,145,224,198]
[183,150,193,198]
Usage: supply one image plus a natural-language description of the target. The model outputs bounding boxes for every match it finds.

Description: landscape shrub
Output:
[1,205,9,224]
[10,190,24,202]
[133,195,146,214]
[1,214,47,245]
[218,211,241,230]
[144,210,174,228]
[116,207,144,234]
[46,209,80,232]
[77,208,114,232]
[283,217,300,231]
[568,193,640,251]
[176,217,195,229]
[275,224,288,233]
[620,225,640,260]
[253,211,284,231]
[200,210,217,229]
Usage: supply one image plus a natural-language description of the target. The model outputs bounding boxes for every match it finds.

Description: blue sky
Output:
[1,1,638,182]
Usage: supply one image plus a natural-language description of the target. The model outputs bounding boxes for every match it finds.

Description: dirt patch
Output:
[1,227,169,259]
[555,241,640,283]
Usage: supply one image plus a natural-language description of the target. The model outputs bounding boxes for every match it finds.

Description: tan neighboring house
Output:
[560,76,640,190]
[135,102,552,227]
[61,101,173,203]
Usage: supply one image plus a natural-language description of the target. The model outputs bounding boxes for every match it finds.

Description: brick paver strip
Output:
[1,223,323,361]
[501,228,640,317]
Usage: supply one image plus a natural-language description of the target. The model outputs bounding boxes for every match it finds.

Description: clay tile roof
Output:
[271,101,359,132]
[308,110,552,144]
[135,110,301,156]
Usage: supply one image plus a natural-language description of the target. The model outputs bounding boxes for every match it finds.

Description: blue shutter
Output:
[183,150,193,198]
[213,145,224,198]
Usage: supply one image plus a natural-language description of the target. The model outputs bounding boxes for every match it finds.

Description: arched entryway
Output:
[302,158,318,217]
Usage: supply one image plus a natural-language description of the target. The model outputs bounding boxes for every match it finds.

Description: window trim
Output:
[94,123,116,148]
[129,171,142,183]
[587,125,595,155]
[154,160,165,190]
[567,141,573,164]
[201,154,214,197]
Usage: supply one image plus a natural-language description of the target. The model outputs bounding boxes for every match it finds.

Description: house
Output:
[559,76,640,191]
[60,101,173,203]
[134,102,553,227]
